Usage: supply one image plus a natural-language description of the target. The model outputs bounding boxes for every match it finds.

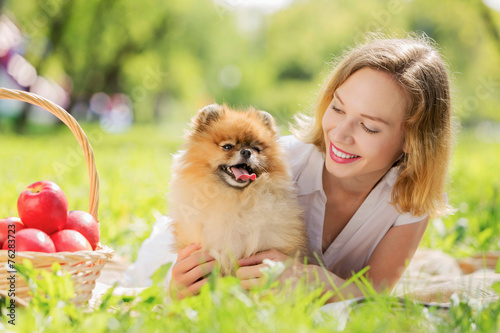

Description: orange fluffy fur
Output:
[169,104,307,275]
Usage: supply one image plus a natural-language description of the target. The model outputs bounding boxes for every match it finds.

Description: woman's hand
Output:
[236,249,307,289]
[169,243,216,299]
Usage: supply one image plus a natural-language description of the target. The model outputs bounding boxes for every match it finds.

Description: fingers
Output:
[240,278,264,290]
[174,251,215,276]
[238,249,287,267]
[177,243,201,261]
[237,250,289,290]
[236,263,271,290]
[170,244,216,299]
[236,263,267,280]
[172,251,215,285]
[177,277,210,299]
[176,260,216,287]
[238,250,272,266]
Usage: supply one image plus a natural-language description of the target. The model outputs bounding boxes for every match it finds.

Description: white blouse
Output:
[280,135,426,279]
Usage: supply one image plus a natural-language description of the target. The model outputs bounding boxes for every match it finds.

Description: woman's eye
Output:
[331,106,344,114]
[222,144,234,151]
[361,124,379,134]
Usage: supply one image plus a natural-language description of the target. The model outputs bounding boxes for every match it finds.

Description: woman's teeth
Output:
[332,146,359,159]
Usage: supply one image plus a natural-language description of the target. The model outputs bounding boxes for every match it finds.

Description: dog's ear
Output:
[257,110,277,133]
[192,104,225,132]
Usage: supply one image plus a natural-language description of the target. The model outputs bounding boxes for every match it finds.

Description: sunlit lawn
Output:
[1,121,499,332]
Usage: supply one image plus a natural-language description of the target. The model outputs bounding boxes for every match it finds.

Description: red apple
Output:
[0,217,25,248]
[65,210,100,250]
[50,229,92,252]
[17,181,68,235]
[2,228,55,253]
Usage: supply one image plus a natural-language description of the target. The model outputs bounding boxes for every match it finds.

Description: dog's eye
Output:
[221,144,234,151]
[253,147,261,153]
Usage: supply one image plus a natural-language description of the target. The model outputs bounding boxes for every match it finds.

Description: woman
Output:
[167,34,456,300]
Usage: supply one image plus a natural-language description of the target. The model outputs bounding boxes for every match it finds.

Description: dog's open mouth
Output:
[220,164,257,183]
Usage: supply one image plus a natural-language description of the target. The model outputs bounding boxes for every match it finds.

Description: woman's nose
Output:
[330,118,354,145]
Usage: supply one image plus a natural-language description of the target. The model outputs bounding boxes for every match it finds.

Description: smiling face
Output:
[322,67,407,185]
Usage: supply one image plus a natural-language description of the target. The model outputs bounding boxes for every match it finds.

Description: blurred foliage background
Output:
[0,0,499,259]
[1,0,499,128]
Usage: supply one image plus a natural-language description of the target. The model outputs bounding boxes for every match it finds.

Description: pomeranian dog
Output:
[169,104,307,275]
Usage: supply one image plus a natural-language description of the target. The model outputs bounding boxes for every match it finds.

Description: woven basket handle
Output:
[0,88,99,221]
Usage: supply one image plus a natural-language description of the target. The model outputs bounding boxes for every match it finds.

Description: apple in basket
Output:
[51,229,92,252]
[17,181,68,235]
[2,228,56,253]
[0,217,25,248]
[65,210,100,250]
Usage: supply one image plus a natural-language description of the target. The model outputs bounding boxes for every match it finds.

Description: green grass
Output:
[1,123,499,332]
[4,260,500,332]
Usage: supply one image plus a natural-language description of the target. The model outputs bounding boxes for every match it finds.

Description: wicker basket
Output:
[0,87,114,306]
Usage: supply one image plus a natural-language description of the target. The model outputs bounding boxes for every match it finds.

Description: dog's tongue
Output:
[231,166,256,181]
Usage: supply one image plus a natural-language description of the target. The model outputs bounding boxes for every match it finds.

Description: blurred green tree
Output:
[1,0,499,129]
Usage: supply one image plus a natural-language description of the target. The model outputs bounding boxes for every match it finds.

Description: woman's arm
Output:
[320,217,429,301]
[237,217,429,302]
[364,217,429,292]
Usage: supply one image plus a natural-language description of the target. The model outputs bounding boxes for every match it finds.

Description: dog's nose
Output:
[240,149,251,159]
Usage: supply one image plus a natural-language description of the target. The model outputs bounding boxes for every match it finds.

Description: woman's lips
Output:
[329,143,361,164]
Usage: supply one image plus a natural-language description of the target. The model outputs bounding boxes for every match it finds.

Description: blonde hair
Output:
[292,34,456,217]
